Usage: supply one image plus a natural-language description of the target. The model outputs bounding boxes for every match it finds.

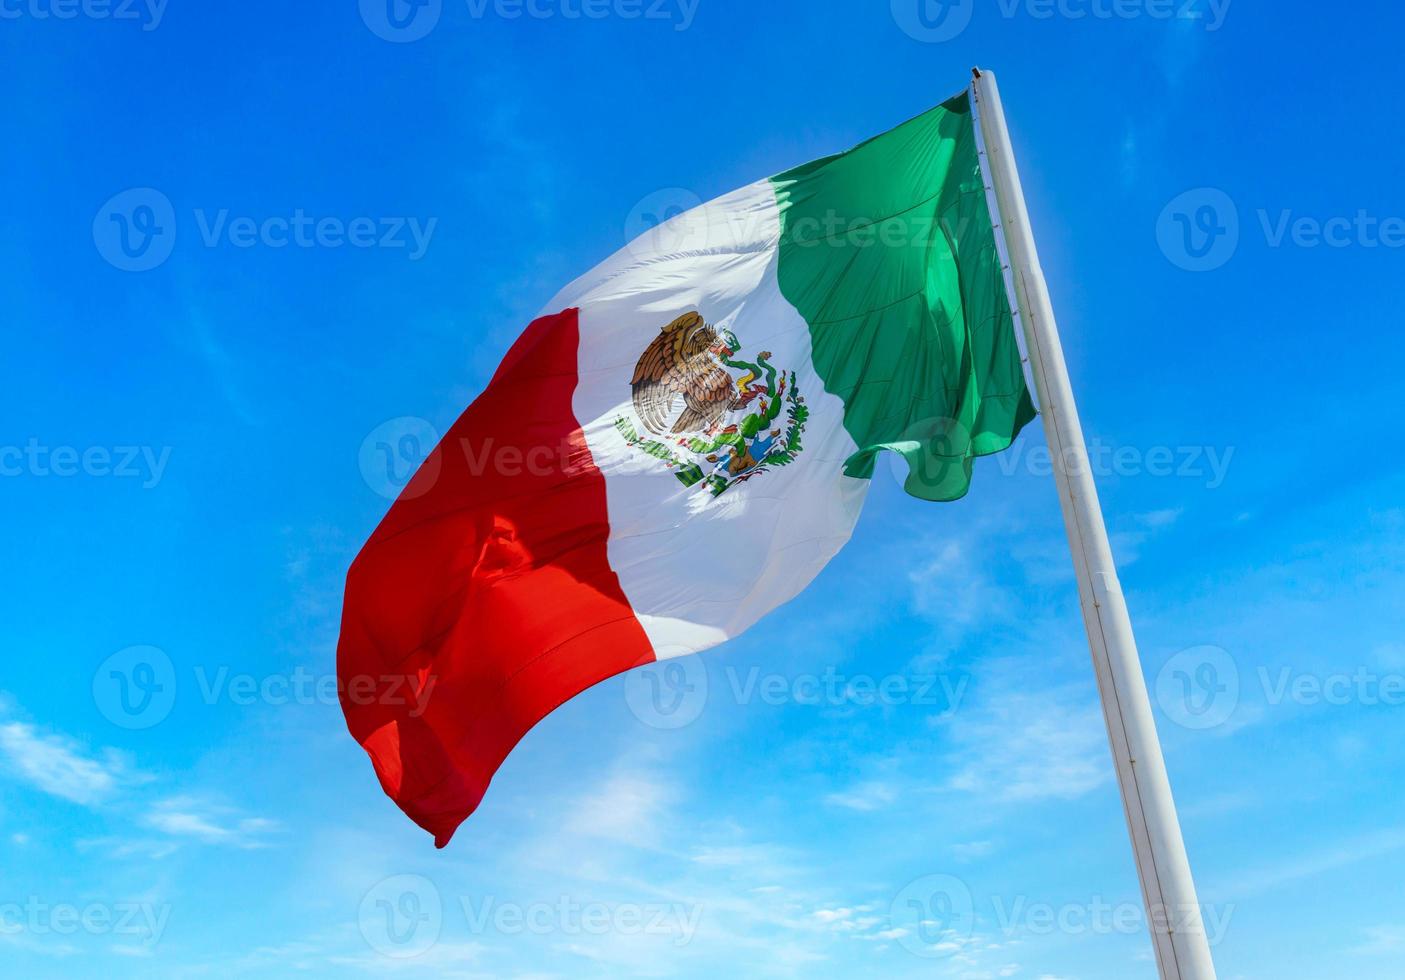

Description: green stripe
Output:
[770,89,1036,501]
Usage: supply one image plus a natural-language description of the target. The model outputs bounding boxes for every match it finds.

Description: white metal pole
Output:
[969,68,1218,980]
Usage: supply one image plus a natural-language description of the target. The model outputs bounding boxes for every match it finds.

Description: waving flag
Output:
[338,87,1035,846]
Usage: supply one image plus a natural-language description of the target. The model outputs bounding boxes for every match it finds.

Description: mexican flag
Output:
[338,85,1036,846]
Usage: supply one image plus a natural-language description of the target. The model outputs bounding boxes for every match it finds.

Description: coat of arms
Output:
[614,312,808,497]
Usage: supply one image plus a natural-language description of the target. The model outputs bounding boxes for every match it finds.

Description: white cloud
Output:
[908,541,1017,633]
[944,684,1110,803]
[1110,508,1185,567]
[141,797,280,848]
[950,840,995,862]
[824,781,897,812]
[76,837,182,861]
[0,720,144,806]
[0,930,80,957]
[1138,508,1184,529]
[566,769,670,843]
[689,844,780,868]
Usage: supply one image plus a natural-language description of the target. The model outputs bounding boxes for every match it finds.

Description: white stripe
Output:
[549,181,869,659]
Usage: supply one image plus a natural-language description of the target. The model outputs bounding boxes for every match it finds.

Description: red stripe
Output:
[337,308,655,847]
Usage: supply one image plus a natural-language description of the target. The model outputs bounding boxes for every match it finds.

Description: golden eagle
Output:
[630,312,757,436]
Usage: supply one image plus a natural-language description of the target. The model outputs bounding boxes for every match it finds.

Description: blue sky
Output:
[3,1,1404,977]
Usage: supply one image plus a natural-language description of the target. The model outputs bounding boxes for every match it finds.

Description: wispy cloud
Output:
[1139,507,1185,529]
[1112,507,1186,567]
[183,307,261,426]
[1350,924,1405,956]
[0,720,146,807]
[908,540,1018,634]
[1217,825,1405,897]
[327,940,489,977]
[824,781,897,812]
[566,769,671,843]
[142,797,280,849]
[75,837,183,861]
[0,930,80,958]
[944,682,1110,804]
[950,839,996,863]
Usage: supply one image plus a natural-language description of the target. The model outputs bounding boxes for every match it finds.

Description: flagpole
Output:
[969,68,1218,980]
